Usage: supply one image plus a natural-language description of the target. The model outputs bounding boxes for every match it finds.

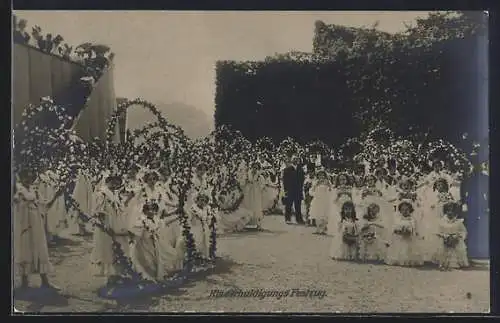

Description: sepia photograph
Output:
[11,10,490,313]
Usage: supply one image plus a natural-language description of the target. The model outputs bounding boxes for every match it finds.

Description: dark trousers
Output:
[284,194,304,223]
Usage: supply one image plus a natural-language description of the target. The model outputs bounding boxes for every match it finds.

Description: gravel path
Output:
[13,215,489,313]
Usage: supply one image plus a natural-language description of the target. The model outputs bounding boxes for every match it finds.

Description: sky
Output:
[14,11,430,120]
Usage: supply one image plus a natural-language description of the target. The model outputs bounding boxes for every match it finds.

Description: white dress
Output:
[434,217,469,269]
[128,184,185,281]
[421,191,455,262]
[329,219,359,261]
[309,182,333,234]
[67,169,93,234]
[188,174,212,209]
[216,185,252,233]
[38,170,67,236]
[241,171,265,228]
[129,211,185,281]
[123,178,142,221]
[358,215,389,262]
[385,215,423,266]
[13,182,52,276]
[449,174,462,201]
[188,204,212,259]
[359,188,394,232]
[326,187,353,236]
[89,187,130,277]
[421,171,454,202]
[261,174,279,211]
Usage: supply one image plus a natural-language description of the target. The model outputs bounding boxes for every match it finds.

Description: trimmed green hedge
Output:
[214,12,487,148]
[215,38,478,145]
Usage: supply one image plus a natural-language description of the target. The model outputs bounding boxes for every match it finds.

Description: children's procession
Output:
[13,98,477,302]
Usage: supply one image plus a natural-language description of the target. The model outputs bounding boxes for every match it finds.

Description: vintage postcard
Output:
[11,10,490,313]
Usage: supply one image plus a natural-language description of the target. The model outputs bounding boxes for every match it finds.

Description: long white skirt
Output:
[129,221,185,281]
[241,183,264,227]
[310,191,333,234]
[329,222,359,261]
[90,213,131,277]
[46,194,67,236]
[385,234,423,266]
[262,186,279,211]
[14,201,52,276]
[67,174,93,234]
[216,208,253,233]
[190,218,211,259]
[434,239,469,269]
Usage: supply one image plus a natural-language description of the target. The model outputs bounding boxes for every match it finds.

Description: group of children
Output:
[303,158,469,271]
[13,151,471,293]
[13,156,283,290]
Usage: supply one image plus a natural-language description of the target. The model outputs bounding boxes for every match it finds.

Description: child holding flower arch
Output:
[14,168,58,290]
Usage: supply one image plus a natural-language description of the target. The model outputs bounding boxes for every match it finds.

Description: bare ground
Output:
[13,215,490,313]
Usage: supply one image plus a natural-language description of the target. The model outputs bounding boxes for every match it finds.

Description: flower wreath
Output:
[17,97,217,284]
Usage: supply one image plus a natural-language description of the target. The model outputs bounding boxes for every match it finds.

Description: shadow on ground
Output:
[14,287,70,312]
[218,227,288,238]
[48,236,83,249]
[48,237,88,265]
[97,257,238,312]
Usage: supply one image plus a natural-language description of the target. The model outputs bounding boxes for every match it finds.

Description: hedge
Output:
[214,33,482,150]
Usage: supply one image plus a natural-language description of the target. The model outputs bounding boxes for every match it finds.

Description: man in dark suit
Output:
[282,156,305,224]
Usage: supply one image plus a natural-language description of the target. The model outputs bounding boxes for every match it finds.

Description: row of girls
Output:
[304,158,469,270]
[13,155,279,289]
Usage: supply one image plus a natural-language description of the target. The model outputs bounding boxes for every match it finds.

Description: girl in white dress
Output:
[38,168,67,241]
[359,174,393,236]
[129,171,185,281]
[309,170,333,235]
[67,167,93,235]
[389,177,420,222]
[360,175,384,200]
[423,177,455,262]
[216,179,252,233]
[352,173,365,209]
[435,202,469,270]
[241,161,265,230]
[261,169,279,212]
[90,174,131,283]
[123,165,143,221]
[156,166,175,207]
[420,160,453,203]
[330,201,359,261]
[157,168,185,272]
[327,173,353,236]
[385,200,423,267]
[304,172,315,226]
[449,172,463,202]
[129,202,164,281]
[374,167,389,193]
[188,193,212,259]
[359,200,389,263]
[14,169,58,290]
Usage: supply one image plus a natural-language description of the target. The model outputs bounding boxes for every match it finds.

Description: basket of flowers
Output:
[361,228,376,243]
[342,223,359,245]
[394,222,413,237]
[443,233,460,248]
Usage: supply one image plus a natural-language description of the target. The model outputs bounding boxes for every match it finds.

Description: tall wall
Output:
[12,43,82,125]
[12,43,121,142]
[73,64,120,142]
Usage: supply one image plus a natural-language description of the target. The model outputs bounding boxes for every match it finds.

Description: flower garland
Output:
[15,96,220,285]
[16,90,489,292]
